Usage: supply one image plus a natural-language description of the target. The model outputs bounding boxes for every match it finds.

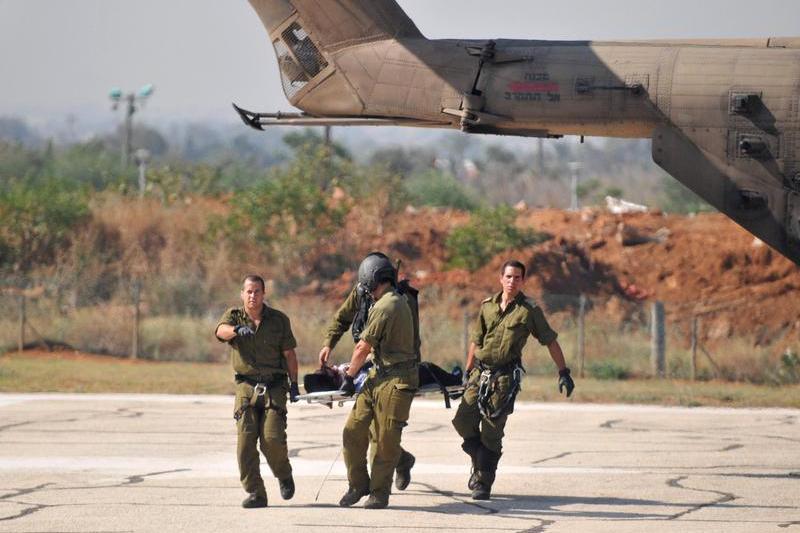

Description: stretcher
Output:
[296,383,466,408]
[298,361,466,408]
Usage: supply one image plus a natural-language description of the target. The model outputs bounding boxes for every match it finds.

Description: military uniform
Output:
[452,291,557,491]
[324,285,420,358]
[217,304,297,501]
[342,290,418,502]
[324,285,418,485]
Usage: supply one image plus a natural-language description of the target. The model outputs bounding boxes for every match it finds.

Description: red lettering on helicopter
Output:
[508,82,560,93]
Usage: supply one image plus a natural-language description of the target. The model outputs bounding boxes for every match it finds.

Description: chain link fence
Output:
[1,277,797,385]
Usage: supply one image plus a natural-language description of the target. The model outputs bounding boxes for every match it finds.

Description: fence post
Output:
[462,311,470,361]
[690,316,699,381]
[131,280,141,360]
[651,301,666,378]
[578,294,586,378]
[18,294,26,353]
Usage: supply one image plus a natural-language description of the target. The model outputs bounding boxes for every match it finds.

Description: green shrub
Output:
[588,360,631,380]
[768,349,800,385]
[0,178,90,274]
[405,170,479,210]
[657,175,715,214]
[221,148,348,278]
[446,206,549,271]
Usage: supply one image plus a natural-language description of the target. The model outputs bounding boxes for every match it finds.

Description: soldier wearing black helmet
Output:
[318,252,417,493]
[329,252,418,509]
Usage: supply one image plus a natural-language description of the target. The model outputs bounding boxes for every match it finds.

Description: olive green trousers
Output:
[451,368,514,455]
[234,380,292,497]
[343,370,418,498]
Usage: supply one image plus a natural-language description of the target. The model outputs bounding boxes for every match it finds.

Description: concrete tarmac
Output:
[0,393,798,532]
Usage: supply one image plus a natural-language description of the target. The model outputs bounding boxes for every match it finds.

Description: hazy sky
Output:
[1,0,799,125]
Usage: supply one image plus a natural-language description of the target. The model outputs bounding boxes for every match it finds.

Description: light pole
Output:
[134,148,151,198]
[568,161,582,211]
[109,84,154,166]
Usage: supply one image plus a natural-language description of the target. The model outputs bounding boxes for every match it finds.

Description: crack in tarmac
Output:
[123,469,190,485]
[0,483,54,523]
[530,452,572,465]
[599,419,648,432]
[288,441,339,458]
[0,421,38,433]
[0,470,192,523]
[518,520,557,533]
[529,442,745,466]
[412,481,498,515]
[666,475,738,520]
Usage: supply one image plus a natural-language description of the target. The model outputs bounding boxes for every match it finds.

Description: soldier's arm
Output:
[215,308,238,342]
[323,287,359,350]
[546,340,568,372]
[283,349,299,383]
[466,307,486,371]
[344,340,373,377]
[216,324,237,341]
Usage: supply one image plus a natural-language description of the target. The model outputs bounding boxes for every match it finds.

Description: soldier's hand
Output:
[234,325,255,338]
[339,374,356,397]
[462,366,472,387]
[318,346,332,368]
[558,368,575,398]
[289,382,300,403]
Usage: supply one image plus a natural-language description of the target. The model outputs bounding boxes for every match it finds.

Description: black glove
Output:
[289,382,300,403]
[339,374,356,397]
[234,324,255,338]
[558,368,575,398]
[462,367,473,387]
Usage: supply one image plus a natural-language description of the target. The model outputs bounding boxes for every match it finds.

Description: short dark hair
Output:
[501,260,526,278]
[242,274,266,291]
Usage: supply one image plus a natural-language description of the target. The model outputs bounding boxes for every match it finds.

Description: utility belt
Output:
[373,359,418,378]
[233,373,287,421]
[475,358,524,420]
[475,358,522,375]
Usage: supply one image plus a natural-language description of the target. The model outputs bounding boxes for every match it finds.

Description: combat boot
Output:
[471,447,501,501]
[241,492,268,508]
[461,437,481,491]
[339,486,369,507]
[394,450,416,491]
[364,492,389,509]
[279,476,295,500]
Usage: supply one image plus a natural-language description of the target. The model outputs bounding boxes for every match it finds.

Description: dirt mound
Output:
[306,206,800,348]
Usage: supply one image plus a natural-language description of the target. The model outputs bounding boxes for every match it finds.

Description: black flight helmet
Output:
[357,252,397,293]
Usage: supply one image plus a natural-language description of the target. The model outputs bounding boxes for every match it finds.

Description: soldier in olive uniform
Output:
[334,254,418,509]
[215,275,301,509]
[318,253,418,492]
[452,260,575,500]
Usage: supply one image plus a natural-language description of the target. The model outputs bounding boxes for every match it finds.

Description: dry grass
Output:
[1,351,797,408]
[1,289,796,387]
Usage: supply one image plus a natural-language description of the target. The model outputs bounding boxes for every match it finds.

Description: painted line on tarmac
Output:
[1,394,798,417]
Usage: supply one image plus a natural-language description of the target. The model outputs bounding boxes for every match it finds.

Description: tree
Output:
[0,178,90,277]
[657,175,714,214]
[222,148,348,279]
[446,206,549,271]
[405,169,479,211]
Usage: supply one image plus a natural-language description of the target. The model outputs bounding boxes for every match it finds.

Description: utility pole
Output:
[110,84,155,167]
[135,149,151,197]
[568,161,582,211]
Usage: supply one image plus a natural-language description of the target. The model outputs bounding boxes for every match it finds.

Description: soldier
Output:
[334,254,418,509]
[318,252,417,493]
[452,260,575,500]
[215,275,301,509]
